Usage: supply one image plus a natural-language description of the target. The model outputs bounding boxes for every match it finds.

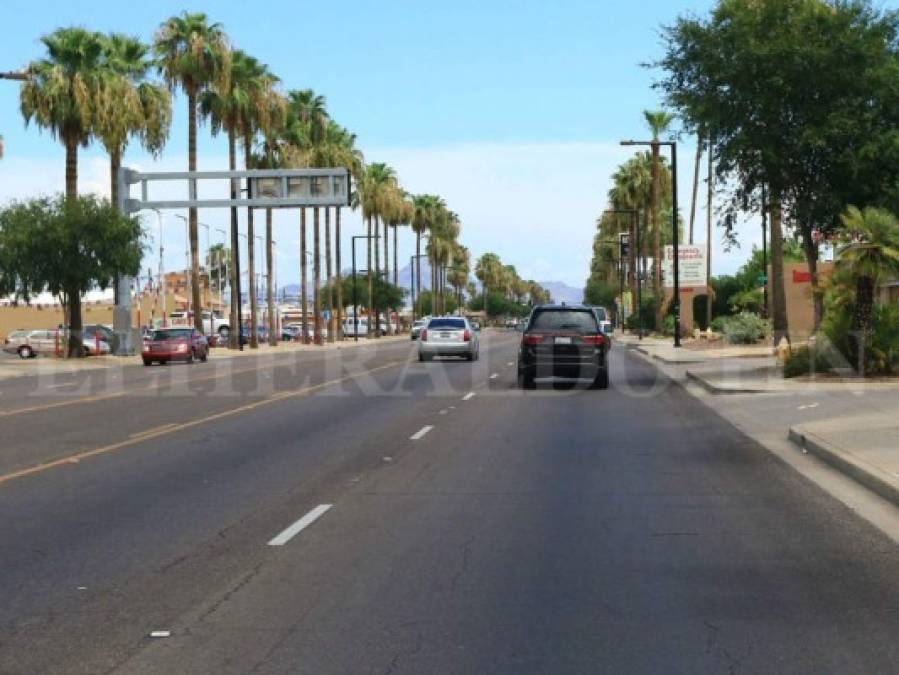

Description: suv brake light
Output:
[582,334,606,346]
[463,329,471,342]
[522,334,542,346]
[420,329,428,341]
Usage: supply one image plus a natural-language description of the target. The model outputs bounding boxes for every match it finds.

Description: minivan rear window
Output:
[530,310,598,332]
[428,319,466,329]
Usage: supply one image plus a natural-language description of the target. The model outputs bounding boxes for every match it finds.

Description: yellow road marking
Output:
[0,346,401,418]
[0,361,402,487]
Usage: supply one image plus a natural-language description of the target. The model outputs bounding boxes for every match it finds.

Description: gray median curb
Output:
[789,426,899,508]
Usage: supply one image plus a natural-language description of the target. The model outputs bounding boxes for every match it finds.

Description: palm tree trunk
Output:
[64,134,77,201]
[629,214,637,316]
[110,148,121,307]
[188,92,203,333]
[313,207,322,345]
[335,208,343,340]
[301,208,308,343]
[228,132,240,350]
[855,276,875,374]
[245,141,257,349]
[374,216,381,337]
[367,215,373,337]
[325,207,334,342]
[415,232,422,319]
[705,137,713,332]
[393,225,399,333]
[769,197,790,347]
[688,132,703,245]
[651,142,662,331]
[266,208,276,347]
[383,220,391,335]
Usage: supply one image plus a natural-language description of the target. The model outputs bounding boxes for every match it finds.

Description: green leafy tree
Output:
[0,195,142,356]
[154,12,230,332]
[657,0,899,340]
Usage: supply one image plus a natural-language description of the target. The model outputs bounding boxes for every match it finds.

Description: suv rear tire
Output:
[518,370,536,389]
[18,346,33,359]
[592,367,610,390]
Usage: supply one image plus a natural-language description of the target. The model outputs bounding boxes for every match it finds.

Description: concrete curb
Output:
[634,346,707,366]
[684,369,770,395]
[789,426,899,508]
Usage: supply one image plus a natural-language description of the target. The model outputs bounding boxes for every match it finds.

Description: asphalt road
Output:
[1,332,899,674]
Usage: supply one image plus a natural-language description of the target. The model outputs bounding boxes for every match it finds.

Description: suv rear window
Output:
[530,310,598,332]
[428,319,466,329]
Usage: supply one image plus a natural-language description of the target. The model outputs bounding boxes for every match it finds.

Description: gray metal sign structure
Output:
[113,167,350,354]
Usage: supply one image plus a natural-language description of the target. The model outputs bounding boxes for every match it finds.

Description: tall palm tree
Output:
[198,49,273,348]
[328,123,364,339]
[359,163,398,335]
[284,89,328,343]
[21,27,105,356]
[644,109,675,330]
[475,252,503,322]
[386,195,413,332]
[411,194,444,318]
[95,34,171,308]
[155,12,230,332]
[96,34,171,207]
[21,27,106,201]
[251,91,289,347]
[610,153,652,315]
[836,206,899,370]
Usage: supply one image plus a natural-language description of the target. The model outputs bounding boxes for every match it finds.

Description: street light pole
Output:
[620,140,681,347]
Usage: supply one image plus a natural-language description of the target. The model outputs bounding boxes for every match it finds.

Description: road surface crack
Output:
[197,562,263,623]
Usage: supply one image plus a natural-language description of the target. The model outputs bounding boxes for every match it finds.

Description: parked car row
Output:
[3,326,114,358]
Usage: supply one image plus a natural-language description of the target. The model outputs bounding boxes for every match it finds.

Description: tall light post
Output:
[150,209,167,327]
[173,214,192,319]
[621,139,681,347]
[352,234,379,343]
[604,208,639,336]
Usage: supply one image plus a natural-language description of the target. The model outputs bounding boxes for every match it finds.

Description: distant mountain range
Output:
[276,269,583,305]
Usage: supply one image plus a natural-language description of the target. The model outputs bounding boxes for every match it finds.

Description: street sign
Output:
[619,233,630,258]
[757,274,768,286]
[663,245,707,288]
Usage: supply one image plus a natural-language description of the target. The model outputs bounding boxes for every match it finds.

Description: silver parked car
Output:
[410,319,427,340]
[3,329,59,358]
[418,316,479,361]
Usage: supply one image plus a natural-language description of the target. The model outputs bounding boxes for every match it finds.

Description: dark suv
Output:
[517,304,609,389]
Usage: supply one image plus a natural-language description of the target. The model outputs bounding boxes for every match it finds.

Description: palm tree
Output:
[386,194,413,332]
[96,34,171,207]
[21,27,106,201]
[198,49,274,348]
[20,27,105,356]
[284,89,328,343]
[610,153,652,315]
[411,194,444,318]
[359,163,399,335]
[644,109,675,330]
[836,206,899,371]
[475,252,503,322]
[95,34,171,309]
[155,12,230,332]
[328,123,364,340]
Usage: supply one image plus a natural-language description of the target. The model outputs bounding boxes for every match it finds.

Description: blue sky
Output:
[1,0,763,291]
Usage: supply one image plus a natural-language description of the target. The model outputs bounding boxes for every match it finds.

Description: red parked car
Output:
[142,328,209,366]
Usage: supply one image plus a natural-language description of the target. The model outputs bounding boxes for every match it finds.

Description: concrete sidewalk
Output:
[626,339,899,512]
[790,414,899,508]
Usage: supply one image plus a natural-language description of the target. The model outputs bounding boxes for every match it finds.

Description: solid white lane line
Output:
[463,392,476,401]
[489,373,499,380]
[410,425,434,440]
[268,504,333,547]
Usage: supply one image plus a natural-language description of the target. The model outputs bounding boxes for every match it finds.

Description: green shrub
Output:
[709,316,728,333]
[720,312,770,344]
[821,301,899,375]
[661,314,676,336]
[783,345,836,378]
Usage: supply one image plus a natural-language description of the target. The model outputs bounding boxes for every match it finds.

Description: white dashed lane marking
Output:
[410,425,434,441]
[268,504,333,546]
